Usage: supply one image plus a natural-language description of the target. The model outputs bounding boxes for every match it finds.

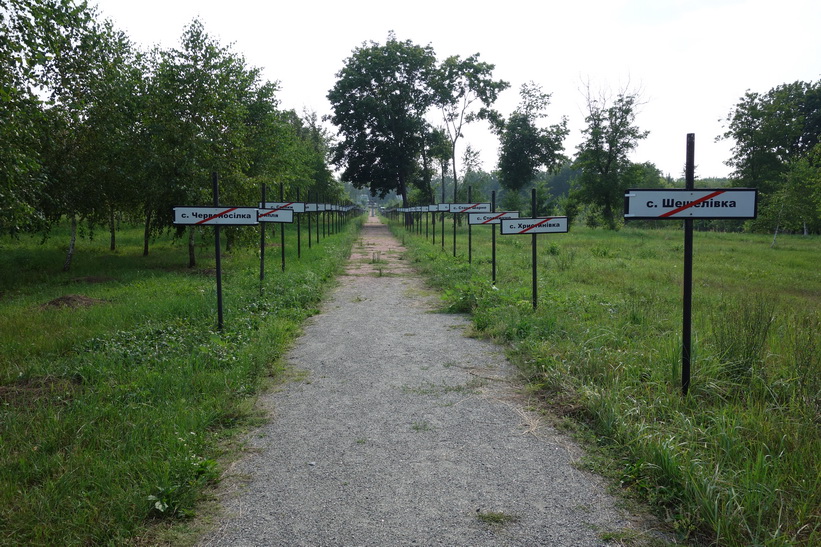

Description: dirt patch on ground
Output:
[39,294,107,310]
[0,375,81,409]
[344,217,416,277]
[71,276,115,284]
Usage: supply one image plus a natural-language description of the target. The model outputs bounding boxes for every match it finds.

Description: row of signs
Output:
[174,203,359,226]
[392,203,569,235]
[393,188,758,224]
[175,188,758,228]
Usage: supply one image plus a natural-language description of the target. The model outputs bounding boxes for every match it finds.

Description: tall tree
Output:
[34,6,140,269]
[720,80,821,232]
[495,82,568,210]
[434,53,508,200]
[144,19,258,265]
[0,0,101,237]
[327,33,437,206]
[720,80,821,193]
[574,85,648,229]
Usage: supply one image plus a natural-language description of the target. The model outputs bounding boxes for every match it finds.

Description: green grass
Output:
[0,217,363,545]
[393,216,820,546]
[476,510,519,526]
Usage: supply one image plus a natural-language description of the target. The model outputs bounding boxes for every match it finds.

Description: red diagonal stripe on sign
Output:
[519,217,556,233]
[660,190,725,218]
[461,203,482,212]
[259,202,294,218]
[196,207,238,225]
[482,212,509,224]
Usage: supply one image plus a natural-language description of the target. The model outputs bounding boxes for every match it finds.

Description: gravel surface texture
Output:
[198,216,643,546]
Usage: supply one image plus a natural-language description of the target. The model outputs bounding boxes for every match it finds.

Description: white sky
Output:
[92,0,821,179]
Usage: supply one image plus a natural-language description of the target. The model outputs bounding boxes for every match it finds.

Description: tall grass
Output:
[0,217,362,545]
[394,217,820,546]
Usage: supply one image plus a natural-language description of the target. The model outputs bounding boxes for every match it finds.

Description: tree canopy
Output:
[495,82,568,209]
[720,80,821,233]
[573,86,648,229]
[0,1,341,268]
[326,34,507,207]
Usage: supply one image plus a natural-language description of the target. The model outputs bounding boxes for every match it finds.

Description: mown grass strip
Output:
[394,217,820,546]
[0,218,363,545]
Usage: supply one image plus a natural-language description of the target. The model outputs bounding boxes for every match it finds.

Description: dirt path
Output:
[198,215,650,546]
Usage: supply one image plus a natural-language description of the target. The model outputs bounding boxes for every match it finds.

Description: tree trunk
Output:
[63,214,78,272]
[109,205,116,251]
[143,207,152,256]
[188,226,196,268]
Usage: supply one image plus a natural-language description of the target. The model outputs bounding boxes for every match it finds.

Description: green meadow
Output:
[0,217,362,545]
[395,216,820,546]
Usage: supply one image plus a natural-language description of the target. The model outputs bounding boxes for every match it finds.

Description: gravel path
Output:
[198,216,643,546]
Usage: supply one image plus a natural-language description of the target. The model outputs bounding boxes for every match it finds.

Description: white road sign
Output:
[257,208,294,223]
[468,211,520,225]
[261,201,306,213]
[449,203,492,213]
[624,188,758,219]
[500,217,568,234]
[174,207,258,226]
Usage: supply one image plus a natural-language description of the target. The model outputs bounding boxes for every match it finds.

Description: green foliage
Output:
[720,80,821,233]
[0,3,340,268]
[327,33,438,204]
[574,87,649,229]
[496,82,569,192]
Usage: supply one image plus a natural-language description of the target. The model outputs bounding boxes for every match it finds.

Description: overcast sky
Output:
[92,0,821,179]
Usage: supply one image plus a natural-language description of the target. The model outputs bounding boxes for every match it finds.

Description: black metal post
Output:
[213,172,224,331]
[453,180,457,257]
[296,188,302,259]
[532,188,538,310]
[491,190,497,285]
[432,204,436,245]
[307,191,312,249]
[468,186,472,264]
[260,183,266,292]
[682,134,695,396]
[280,182,285,272]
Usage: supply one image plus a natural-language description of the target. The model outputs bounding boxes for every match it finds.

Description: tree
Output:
[574,85,648,229]
[327,33,437,206]
[33,6,141,269]
[434,53,508,200]
[495,82,568,210]
[144,19,260,265]
[0,0,101,237]
[719,80,821,232]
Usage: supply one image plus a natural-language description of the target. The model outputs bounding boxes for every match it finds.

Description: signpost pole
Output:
[280,182,286,272]
[491,191,497,285]
[213,172,224,331]
[453,182,457,257]
[468,187,473,264]
[432,204,436,245]
[296,188,302,259]
[307,192,312,249]
[531,188,538,309]
[682,134,695,396]
[259,183,266,291]
[441,178,445,249]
